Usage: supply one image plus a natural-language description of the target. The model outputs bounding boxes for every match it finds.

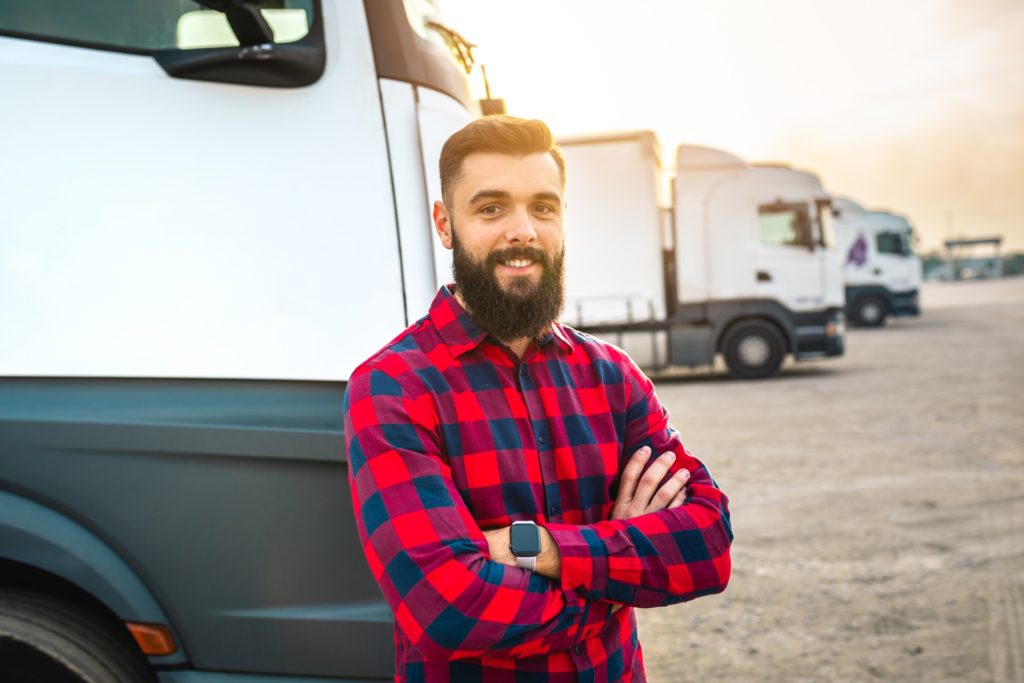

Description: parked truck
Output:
[833,198,922,326]
[0,0,478,680]
[559,133,845,379]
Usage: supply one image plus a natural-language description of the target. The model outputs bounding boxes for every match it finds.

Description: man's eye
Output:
[480,205,501,215]
[534,204,556,214]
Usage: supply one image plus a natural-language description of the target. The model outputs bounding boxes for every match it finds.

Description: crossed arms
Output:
[344,362,732,661]
[482,445,695,578]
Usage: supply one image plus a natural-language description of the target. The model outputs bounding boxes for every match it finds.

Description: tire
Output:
[722,320,786,380]
[0,591,155,683]
[851,295,889,327]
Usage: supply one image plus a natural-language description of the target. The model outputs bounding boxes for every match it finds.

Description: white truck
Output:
[833,198,922,326]
[559,133,845,379]
[0,1,477,681]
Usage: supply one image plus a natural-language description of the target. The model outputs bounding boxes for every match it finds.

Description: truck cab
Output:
[833,198,922,326]
[557,133,845,380]
[673,145,845,378]
[0,1,476,680]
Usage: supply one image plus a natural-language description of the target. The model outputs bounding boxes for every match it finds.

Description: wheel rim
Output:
[861,301,881,323]
[737,335,771,367]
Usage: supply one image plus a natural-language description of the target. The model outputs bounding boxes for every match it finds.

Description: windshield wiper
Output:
[425,20,476,74]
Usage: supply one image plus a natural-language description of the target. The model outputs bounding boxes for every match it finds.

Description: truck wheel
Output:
[852,295,888,327]
[0,590,155,683]
[722,320,785,380]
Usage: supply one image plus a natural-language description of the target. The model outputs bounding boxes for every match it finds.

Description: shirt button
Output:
[548,504,559,516]
[574,644,584,655]
[538,435,545,445]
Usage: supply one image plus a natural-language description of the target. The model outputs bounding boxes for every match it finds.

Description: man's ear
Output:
[433,200,454,250]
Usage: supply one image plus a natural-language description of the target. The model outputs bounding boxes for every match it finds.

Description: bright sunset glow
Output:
[441,0,1024,252]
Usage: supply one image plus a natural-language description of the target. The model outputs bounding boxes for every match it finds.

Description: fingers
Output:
[611,446,652,519]
[611,447,692,520]
[630,451,676,514]
[667,482,689,509]
[646,467,690,513]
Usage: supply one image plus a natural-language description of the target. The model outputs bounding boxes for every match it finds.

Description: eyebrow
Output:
[467,190,563,204]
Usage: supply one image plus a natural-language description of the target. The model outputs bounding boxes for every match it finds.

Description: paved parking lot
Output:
[638,277,1024,682]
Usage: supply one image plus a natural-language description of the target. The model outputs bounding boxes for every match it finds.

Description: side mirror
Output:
[155,6,324,88]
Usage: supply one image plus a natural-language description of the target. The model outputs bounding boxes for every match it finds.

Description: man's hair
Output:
[439,115,566,206]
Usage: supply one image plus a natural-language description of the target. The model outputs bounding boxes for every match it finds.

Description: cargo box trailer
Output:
[833,198,922,326]
[0,1,477,680]
[559,133,845,379]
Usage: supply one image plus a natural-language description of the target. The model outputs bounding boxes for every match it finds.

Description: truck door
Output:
[0,0,407,381]
[816,199,845,309]
[754,201,826,311]
[0,1,410,679]
[875,229,919,293]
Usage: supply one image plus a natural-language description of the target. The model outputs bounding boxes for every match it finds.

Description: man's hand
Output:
[610,446,690,521]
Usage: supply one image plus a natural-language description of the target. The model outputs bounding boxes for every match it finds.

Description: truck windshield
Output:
[0,0,314,52]
[364,0,472,107]
[876,231,912,257]
[403,0,472,71]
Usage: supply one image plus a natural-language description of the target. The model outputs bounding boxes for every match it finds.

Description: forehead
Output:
[452,152,563,203]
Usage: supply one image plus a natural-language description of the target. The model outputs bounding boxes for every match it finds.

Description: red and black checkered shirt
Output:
[344,286,732,682]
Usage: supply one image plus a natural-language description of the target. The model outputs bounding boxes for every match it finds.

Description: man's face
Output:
[434,151,566,341]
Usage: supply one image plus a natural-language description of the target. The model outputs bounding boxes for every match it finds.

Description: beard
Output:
[451,228,565,343]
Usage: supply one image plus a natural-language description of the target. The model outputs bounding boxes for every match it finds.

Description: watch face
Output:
[510,523,541,556]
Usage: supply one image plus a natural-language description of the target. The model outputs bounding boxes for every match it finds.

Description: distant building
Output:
[939,237,1004,280]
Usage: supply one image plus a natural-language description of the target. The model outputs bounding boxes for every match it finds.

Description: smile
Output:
[501,259,535,270]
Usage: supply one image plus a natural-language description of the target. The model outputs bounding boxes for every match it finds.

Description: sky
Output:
[440,0,1024,253]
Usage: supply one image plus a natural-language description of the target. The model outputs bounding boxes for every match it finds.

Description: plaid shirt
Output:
[344,286,732,682]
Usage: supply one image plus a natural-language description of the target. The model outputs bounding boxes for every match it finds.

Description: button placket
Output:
[517,361,563,520]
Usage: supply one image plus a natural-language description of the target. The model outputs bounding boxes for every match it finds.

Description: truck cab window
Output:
[0,0,313,53]
[876,231,910,257]
[759,203,814,249]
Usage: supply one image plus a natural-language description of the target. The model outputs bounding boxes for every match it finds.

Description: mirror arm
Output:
[223,4,275,46]
[193,0,275,46]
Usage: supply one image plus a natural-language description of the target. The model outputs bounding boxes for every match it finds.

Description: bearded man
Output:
[343,116,732,682]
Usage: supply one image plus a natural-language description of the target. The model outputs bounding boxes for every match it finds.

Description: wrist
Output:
[534,526,561,578]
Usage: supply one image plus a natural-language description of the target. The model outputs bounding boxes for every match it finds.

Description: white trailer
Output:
[559,131,672,368]
[833,198,922,326]
[559,133,845,379]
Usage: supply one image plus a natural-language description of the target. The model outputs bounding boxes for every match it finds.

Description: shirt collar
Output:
[429,285,575,358]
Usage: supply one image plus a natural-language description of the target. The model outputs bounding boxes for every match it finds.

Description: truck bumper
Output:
[792,308,845,359]
[891,288,921,317]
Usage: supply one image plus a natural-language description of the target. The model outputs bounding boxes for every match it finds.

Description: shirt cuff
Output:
[543,522,611,602]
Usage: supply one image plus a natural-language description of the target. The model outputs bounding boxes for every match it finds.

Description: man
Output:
[344,116,732,682]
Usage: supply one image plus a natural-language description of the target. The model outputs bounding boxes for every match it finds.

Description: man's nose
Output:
[504,207,538,243]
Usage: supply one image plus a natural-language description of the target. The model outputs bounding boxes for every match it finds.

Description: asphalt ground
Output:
[637,277,1024,683]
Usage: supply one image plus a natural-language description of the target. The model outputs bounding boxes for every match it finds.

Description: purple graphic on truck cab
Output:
[847,235,867,267]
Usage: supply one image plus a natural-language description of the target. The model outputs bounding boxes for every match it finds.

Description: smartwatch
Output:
[509,521,541,571]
